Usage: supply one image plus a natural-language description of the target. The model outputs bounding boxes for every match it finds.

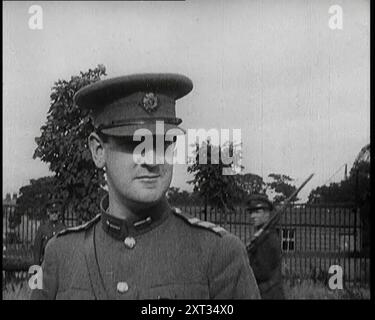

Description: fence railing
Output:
[2,203,370,287]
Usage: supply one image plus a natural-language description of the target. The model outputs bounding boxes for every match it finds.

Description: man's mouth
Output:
[136,175,160,180]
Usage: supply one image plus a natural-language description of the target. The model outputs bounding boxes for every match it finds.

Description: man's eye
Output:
[164,142,176,150]
[114,140,141,151]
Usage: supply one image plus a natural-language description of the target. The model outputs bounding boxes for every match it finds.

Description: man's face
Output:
[250,208,270,228]
[47,206,60,222]
[96,135,174,207]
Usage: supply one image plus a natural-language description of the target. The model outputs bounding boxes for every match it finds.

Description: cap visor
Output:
[100,123,186,137]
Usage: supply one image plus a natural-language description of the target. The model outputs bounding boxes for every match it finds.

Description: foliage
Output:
[307,144,370,250]
[187,138,300,210]
[234,173,299,204]
[187,140,246,210]
[266,173,298,203]
[308,182,353,204]
[234,173,266,195]
[166,187,203,206]
[353,143,370,165]
[15,176,58,220]
[308,144,370,205]
[33,65,107,221]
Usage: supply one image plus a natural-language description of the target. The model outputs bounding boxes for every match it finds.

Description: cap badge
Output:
[141,92,158,113]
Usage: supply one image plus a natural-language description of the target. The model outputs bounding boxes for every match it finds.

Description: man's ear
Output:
[88,132,106,169]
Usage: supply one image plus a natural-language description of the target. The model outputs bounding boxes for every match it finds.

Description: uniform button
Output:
[117,281,129,293]
[53,232,56,236]
[124,237,136,249]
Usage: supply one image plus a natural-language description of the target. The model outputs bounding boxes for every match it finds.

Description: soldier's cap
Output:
[74,73,193,137]
[246,194,273,212]
[46,194,63,209]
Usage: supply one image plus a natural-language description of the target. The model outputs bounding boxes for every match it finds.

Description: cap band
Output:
[96,117,182,131]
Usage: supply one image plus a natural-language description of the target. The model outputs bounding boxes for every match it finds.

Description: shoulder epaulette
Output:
[172,207,227,237]
[57,214,101,237]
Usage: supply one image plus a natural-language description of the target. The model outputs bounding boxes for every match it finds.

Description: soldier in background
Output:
[246,194,285,299]
[33,195,66,265]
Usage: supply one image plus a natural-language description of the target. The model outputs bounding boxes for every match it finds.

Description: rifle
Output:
[246,173,314,252]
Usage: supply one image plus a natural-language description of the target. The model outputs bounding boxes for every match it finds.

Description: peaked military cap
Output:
[46,193,63,213]
[46,193,62,205]
[246,194,273,211]
[73,73,193,136]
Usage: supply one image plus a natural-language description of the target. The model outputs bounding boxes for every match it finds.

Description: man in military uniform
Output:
[33,196,66,265]
[31,73,260,300]
[246,194,285,299]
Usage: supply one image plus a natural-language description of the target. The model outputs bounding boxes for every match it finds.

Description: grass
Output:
[2,279,370,300]
[283,279,370,299]
[2,282,32,300]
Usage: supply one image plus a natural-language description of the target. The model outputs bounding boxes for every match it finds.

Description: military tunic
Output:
[31,199,260,300]
[248,228,284,299]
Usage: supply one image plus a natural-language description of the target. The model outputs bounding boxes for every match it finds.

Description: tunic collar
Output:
[100,194,170,240]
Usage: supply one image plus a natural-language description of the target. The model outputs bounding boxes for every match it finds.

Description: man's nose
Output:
[140,147,166,165]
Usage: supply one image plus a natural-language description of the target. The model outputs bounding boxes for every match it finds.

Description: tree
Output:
[166,187,203,206]
[15,176,59,220]
[166,187,188,205]
[308,144,370,205]
[234,173,266,196]
[33,65,107,221]
[266,173,298,203]
[187,140,246,211]
[307,144,370,250]
[308,182,352,204]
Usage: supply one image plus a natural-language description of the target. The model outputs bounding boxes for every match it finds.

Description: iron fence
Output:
[2,203,370,287]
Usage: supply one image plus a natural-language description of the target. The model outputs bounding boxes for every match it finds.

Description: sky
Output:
[3,0,370,202]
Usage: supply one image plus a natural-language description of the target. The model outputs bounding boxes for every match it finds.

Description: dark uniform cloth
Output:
[247,227,284,299]
[246,194,284,299]
[31,196,260,300]
[33,220,66,265]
